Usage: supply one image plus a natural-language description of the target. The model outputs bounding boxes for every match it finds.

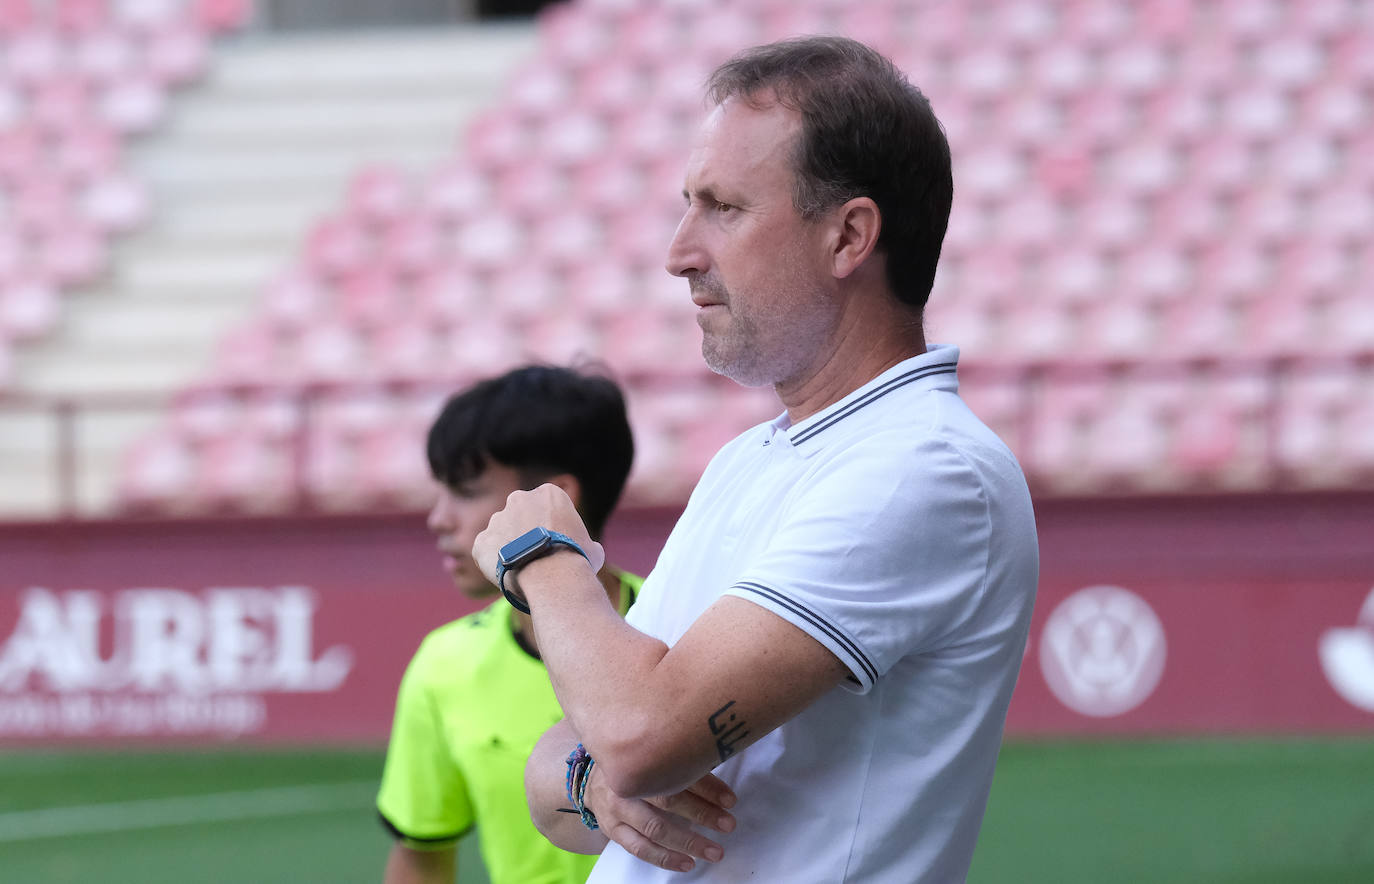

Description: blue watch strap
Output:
[496,529,589,614]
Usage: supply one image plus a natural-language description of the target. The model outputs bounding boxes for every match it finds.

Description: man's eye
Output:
[715,202,734,213]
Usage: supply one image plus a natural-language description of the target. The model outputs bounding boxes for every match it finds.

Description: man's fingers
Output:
[606,821,697,873]
[608,803,726,870]
[686,773,738,810]
[655,788,736,834]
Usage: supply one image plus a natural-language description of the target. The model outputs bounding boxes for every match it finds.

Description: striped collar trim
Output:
[783,348,960,448]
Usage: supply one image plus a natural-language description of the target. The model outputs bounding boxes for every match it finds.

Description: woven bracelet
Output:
[564,743,600,830]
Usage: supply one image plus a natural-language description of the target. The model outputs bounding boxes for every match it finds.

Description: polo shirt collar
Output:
[768,345,961,451]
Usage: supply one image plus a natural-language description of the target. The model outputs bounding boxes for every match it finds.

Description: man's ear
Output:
[830,196,882,280]
[544,473,583,510]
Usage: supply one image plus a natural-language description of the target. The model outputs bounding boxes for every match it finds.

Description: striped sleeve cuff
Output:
[727,581,877,692]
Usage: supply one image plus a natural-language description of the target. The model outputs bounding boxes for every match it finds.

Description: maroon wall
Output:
[1,493,1371,745]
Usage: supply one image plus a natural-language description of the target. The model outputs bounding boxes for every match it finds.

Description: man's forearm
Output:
[382,843,455,884]
[520,556,709,796]
[526,719,609,855]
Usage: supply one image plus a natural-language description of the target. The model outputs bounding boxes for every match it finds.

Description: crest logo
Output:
[1318,587,1374,713]
[1039,585,1166,717]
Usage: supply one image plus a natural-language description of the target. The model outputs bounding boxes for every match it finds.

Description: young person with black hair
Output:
[377,364,639,884]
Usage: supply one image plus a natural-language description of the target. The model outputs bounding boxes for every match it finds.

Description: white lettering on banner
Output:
[1039,585,1167,718]
[0,694,266,738]
[1318,587,1374,713]
[0,586,353,738]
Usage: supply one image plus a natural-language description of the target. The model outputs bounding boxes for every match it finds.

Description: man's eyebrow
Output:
[684,185,721,204]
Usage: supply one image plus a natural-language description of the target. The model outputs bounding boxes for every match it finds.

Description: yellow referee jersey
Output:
[377,572,640,884]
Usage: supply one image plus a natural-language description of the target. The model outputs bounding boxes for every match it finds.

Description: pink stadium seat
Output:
[452,212,523,270]
[54,121,120,183]
[538,3,616,72]
[1101,39,1168,96]
[12,179,74,236]
[423,160,488,228]
[197,428,296,512]
[1077,299,1159,362]
[0,278,60,339]
[0,0,34,35]
[6,30,63,86]
[1218,0,1284,43]
[464,111,535,172]
[502,64,572,122]
[146,21,210,86]
[1117,245,1192,304]
[573,158,646,217]
[0,226,24,284]
[1084,386,1172,485]
[260,270,328,330]
[529,210,605,268]
[97,71,167,133]
[295,322,368,383]
[304,216,373,281]
[79,170,149,232]
[193,0,253,34]
[355,422,431,506]
[212,321,281,386]
[38,221,108,286]
[346,165,414,231]
[118,432,196,509]
[31,74,94,135]
[540,110,610,168]
[586,59,652,114]
[1023,377,1108,488]
[1308,185,1374,245]
[73,28,135,82]
[337,267,402,330]
[1325,291,1374,354]
[439,317,521,377]
[114,0,182,34]
[495,162,570,218]
[520,311,602,367]
[172,390,242,442]
[1027,42,1093,97]
[55,0,109,35]
[0,124,43,186]
[371,321,442,380]
[379,215,442,279]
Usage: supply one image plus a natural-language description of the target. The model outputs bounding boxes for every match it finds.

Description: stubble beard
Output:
[693,274,836,390]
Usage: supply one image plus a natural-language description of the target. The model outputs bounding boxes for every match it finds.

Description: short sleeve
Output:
[376,643,474,846]
[726,435,991,692]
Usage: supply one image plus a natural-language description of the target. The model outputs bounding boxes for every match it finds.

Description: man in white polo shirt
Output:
[472,36,1039,883]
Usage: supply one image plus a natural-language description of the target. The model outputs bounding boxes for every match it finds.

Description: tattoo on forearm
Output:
[708,700,750,762]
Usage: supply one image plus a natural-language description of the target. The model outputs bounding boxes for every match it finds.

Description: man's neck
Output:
[776,299,926,425]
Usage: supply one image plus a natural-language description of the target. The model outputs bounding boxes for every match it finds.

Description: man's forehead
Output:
[686,95,800,179]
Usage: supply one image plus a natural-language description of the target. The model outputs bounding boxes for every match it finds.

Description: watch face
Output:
[499,527,552,566]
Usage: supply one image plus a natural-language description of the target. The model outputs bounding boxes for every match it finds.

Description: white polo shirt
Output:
[588,345,1038,884]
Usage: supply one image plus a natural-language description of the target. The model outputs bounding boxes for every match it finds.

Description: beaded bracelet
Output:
[564,743,600,830]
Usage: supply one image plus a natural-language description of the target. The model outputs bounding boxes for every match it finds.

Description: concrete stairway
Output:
[0,24,536,516]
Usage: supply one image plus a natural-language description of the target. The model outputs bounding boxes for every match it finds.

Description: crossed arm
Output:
[473,485,851,869]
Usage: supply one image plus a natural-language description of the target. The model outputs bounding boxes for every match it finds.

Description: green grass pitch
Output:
[0,738,1371,883]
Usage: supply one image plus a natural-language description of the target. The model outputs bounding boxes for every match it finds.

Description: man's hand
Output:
[472,484,606,598]
[584,766,737,873]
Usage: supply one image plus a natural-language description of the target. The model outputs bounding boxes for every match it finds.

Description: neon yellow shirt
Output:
[377,573,639,884]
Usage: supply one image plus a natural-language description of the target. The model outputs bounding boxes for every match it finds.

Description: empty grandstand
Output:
[0,0,1369,520]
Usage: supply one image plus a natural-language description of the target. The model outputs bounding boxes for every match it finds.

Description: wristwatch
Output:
[495,527,589,614]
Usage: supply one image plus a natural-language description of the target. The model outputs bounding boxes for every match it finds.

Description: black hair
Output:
[426,364,634,540]
[708,35,953,313]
